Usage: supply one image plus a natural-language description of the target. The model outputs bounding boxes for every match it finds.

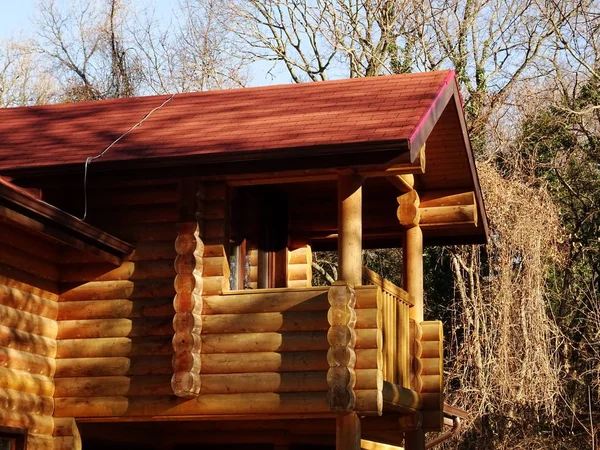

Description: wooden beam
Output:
[337,412,361,450]
[381,382,421,412]
[386,174,414,193]
[397,191,424,322]
[338,173,364,287]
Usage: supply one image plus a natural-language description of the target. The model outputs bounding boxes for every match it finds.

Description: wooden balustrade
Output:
[362,267,413,388]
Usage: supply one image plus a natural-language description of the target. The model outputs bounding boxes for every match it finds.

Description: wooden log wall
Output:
[418,321,444,432]
[171,222,203,397]
[54,181,180,422]
[287,246,312,288]
[362,268,413,389]
[0,241,61,450]
[246,246,311,290]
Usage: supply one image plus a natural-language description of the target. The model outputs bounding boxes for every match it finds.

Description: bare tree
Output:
[0,39,56,107]
[34,0,138,101]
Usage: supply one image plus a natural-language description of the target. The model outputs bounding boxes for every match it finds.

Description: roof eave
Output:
[0,179,134,264]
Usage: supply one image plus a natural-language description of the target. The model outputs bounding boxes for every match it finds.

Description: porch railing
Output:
[362,267,414,388]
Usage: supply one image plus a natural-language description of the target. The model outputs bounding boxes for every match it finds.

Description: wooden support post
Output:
[338,172,364,287]
[398,190,424,322]
[404,226,423,322]
[336,412,361,450]
[404,430,425,450]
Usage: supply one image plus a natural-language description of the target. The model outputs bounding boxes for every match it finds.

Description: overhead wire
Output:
[82,93,175,221]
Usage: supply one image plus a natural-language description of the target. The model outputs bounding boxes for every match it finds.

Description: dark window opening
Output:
[0,426,27,450]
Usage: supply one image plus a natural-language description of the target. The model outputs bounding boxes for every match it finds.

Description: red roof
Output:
[0,71,455,174]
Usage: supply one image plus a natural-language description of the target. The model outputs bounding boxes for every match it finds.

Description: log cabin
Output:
[0,70,487,450]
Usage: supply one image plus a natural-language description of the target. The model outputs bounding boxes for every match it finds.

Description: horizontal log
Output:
[54,392,329,417]
[110,224,177,243]
[0,409,54,435]
[56,336,173,358]
[420,358,442,376]
[0,241,59,281]
[201,351,328,374]
[419,190,475,208]
[0,326,57,358]
[59,260,176,283]
[57,317,174,339]
[356,329,381,350]
[57,298,174,320]
[90,204,178,225]
[354,286,380,309]
[199,372,328,394]
[125,241,177,261]
[52,417,79,437]
[202,257,229,277]
[355,349,381,370]
[26,433,54,450]
[53,437,79,450]
[287,280,309,288]
[201,331,328,354]
[0,388,54,415]
[0,274,57,301]
[420,341,442,359]
[59,279,175,302]
[356,369,383,391]
[0,223,60,261]
[0,346,56,377]
[288,264,310,281]
[420,393,443,410]
[204,290,328,315]
[420,375,443,393]
[202,311,328,334]
[200,182,227,201]
[421,321,443,341]
[355,389,383,416]
[54,375,173,398]
[54,355,172,377]
[0,367,54,397]
[0,304,58,338]
[0,284,58,319]
[89,185,178,207]
[200,329,378,354]
[355,309,380,329]
[202,275,229,296]
[420,204,476,226]
[288,246,311,265]
[0,264,57,295]
[202,244,227,258]
[197,200,227,220]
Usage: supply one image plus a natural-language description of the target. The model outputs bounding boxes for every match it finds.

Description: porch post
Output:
[398,189,425,450]
[338,172,364,286]
[336,172,363,450]
[398,189,423,321]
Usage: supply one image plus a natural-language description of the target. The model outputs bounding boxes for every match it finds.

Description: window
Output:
[0,426,27,450]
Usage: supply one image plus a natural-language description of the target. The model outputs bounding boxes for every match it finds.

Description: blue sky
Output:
[0,0,289,86]
[0,0,36,39]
